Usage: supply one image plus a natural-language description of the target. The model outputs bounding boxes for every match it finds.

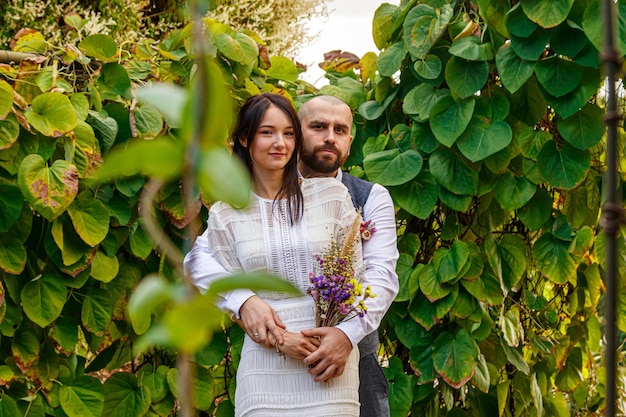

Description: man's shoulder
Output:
[341,171,373,187]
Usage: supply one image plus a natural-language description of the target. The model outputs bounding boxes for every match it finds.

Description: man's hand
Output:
[301,327,352,382]
[278,332,321,360]
[238,296,285,348]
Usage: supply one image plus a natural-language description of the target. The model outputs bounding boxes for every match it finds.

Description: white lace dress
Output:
[206,177,362,417]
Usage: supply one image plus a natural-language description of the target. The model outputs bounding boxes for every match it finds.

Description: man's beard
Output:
[300,144,343,174]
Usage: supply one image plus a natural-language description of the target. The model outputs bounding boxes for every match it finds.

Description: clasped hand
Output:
[238,296,353,382]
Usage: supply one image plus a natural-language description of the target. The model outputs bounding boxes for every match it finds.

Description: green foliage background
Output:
[0,0,625,416]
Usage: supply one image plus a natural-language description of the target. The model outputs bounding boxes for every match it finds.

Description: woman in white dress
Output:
[204,93,361,416]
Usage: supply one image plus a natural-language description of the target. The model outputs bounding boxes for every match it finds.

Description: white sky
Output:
[294,0,382,87]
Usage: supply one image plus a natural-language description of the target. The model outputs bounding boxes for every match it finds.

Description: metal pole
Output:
[600,1,623,417]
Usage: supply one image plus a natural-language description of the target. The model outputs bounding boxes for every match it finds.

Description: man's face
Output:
[299,99,353,177]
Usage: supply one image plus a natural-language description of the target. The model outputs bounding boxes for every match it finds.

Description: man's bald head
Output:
[299,95,353,126]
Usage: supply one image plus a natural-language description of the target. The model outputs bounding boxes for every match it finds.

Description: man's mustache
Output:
[314,144,340,154]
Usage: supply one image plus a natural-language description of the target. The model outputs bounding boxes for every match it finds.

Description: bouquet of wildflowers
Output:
[307,215,376,327]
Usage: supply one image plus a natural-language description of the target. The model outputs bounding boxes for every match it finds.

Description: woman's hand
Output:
[275,331,320,360]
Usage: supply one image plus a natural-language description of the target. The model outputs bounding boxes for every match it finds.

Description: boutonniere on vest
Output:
[360,219,377,240]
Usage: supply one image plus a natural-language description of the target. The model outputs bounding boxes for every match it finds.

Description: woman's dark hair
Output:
[232,93,303,224]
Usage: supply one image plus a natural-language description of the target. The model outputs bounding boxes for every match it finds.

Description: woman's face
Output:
[243,104,296,176]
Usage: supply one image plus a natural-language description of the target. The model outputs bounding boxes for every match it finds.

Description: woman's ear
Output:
[239,137,248,148]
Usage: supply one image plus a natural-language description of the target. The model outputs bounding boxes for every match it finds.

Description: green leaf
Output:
[0,394,19,416]
[471,354,490,393]
[518,187,552,231]
[383,357,413,417]
[136,83,187,129]
[363,149,422,186]
[0,184,22,233]
[517,124,551,159]
[495,43,535,94]
[373,3,402,49]
[67,192,109,246]
[403,84,449,121]
[197,147,251,209]
[432,328,479,389]
[134,105,163,139]
[94,137,183,183]
[0,80,13,120]
[521,0,574,28]
[437,241,470,284]
[12,329,40,371]
[51,317,79,353]
[88,110,119,153]
[128,220,153,260]
[509,28,552,61]
[52,216,91,266]
[461,266,504,306]
[78,34,117,61]
[537,141,590,190]
[445,56,489,99]
[533,233,576,284]
[90,251,119,283]
[24,92,78,137]
[583,1,626,57]
[477,0,510,38]
[103,373,151,417]
[392,170,438,219]
[501,340,530,374]
[414,54,442,79]
[559,103,605,150]
[535,56,582,98]
[539,67,600,118]
[429,95,474,147]
[419,263,453,302]
[216,32,258,65]
[430,148,478,195]
[266,56,299,83]
[494,173,536,210]
[82,288,113,335]
[21,273,66,328]
[0,113,20,150]
[403,4,454,60]
[60,376,105,417]
[18,154,78,221]
[128,275,179,335]
[99,63,131,100]
[563,176,600,229]
[138,365,170,403]
[378,42,407,77]
[555,347,583,391]
[449,36,494,61]
[457,118,512,162]
[498,234,528,293]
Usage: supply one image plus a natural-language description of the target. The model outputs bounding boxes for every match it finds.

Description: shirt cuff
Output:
[222,289,256,319]
[335,319,367,348]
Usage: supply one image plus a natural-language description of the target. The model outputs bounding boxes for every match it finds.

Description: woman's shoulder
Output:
[301,176,348,196]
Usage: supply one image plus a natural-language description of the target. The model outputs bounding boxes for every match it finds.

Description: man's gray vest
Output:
[341,173,379,358]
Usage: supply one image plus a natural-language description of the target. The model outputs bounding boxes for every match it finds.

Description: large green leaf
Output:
[477,0,510,37]
[419,263,454,302]
[78,34,117,61]
[392,170,438,219]
[457,118,512,163]
[554,347,583,391]
[404,84,449,121]
[128,275,179,335]
[20,273,66,328]
[52,216,92,266]
[559,103,605,150]
[373,3,402,49]
[0,113,19,150]
[521,0,574,28]
[498,234,528,293]
[0,393,19,416]
[216,32,258,65]
[378,42,407,77]
[429,95,474,147]
[517,124,551,159]
[495,43,536,94]
[363,149,423,186]
[196,147,251,209]
[81,288,113,335]
[445,56,489,99]
[533,233,576,284]
[0,184,22,233]
[138,366,170,404]
[583,0,626,57]
[383,356,413,417]
[429,148,478,195]
[67,191,109,246]
[90,251,119,283]
[103,373,151,417]
[0,237,26,275]
[18,154,78,221]
[414,54,442,80]
[563,176,600,229]
[60,376,105,417]
[133,104,163,139]
[266,56,299,83]
[432,328,479,389]
[461,265,504,306]
[87,110,119,153]
[509,76,547,125]
[509,29,551,61]
[517,187,552,231]
[436,241,470,284]
[449,36,494,61]
[135,83,187,129]
[537,141,590,190]
[11,329,40,371]
[24,92,78,137]
[539,67,600,118]
[403,3,454,60]
[0,80,13,119]
[535,56,582,98]
[493,172,536,210]
[98,63,131,100]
